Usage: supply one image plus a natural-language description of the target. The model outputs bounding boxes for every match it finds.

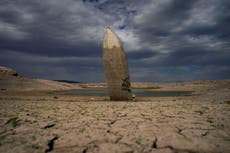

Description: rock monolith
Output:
[102,27,133,101]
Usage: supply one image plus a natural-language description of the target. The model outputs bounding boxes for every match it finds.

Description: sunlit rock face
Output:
[103,27,132,101]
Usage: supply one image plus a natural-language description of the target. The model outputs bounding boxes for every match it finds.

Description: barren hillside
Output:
[0,66,80,91]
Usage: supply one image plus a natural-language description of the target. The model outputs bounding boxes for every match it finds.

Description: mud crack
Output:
[82,147,87,153]
[151,138,158,149]
[43,123,55,129]
[156,144,202,153]
[175,126,187,137]
[45,135,59,153]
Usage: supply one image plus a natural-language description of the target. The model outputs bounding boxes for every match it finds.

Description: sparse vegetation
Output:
[207,117,214,123]
[32,135,36,141]
[224,100,230,105]
[122,105,127,109]
[135,138,142,145]
[223,135,230,141]
[31,144,40,149]
[5,117,20,127]
[219,133,230,142]
[0,135,6,142]
[0,135,7,146]
[24,119,33,124]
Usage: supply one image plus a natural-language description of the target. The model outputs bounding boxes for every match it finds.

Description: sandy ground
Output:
[0,80,230,153]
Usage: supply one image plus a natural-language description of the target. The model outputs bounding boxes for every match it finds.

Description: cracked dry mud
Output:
[0,81,230,153]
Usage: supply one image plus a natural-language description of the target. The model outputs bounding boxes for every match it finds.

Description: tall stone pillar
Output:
[103,27,133,101]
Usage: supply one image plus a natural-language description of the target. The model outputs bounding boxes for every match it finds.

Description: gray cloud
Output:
[0,0,229,82]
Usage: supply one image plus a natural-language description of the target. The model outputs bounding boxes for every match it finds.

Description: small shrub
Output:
[207,117,214,123]
[122,105,127,109]
[135,138,141,145]
[24,119,33,124]
[5,117,20,127]
[224,100,230,105]
[31,144,40,149]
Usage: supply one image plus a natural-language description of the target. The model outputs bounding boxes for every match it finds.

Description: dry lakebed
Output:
[0,80,230,153]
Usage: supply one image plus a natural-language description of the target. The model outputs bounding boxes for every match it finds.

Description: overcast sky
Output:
[0,0,229,82]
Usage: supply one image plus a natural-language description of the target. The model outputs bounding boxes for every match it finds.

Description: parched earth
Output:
[0,80,230,153]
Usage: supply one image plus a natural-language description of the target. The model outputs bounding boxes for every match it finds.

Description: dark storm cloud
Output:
[0,0,112,57]
[0,39,100,57]
[162,47,230,67]
[179,0,230,41]
[0,0,229,82]
[0,50,104,82]
[127,50,157,60]
[132,0,198,41]
[128,0,230,81]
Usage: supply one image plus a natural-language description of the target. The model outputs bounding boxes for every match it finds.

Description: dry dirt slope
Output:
[0,66,80,91]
